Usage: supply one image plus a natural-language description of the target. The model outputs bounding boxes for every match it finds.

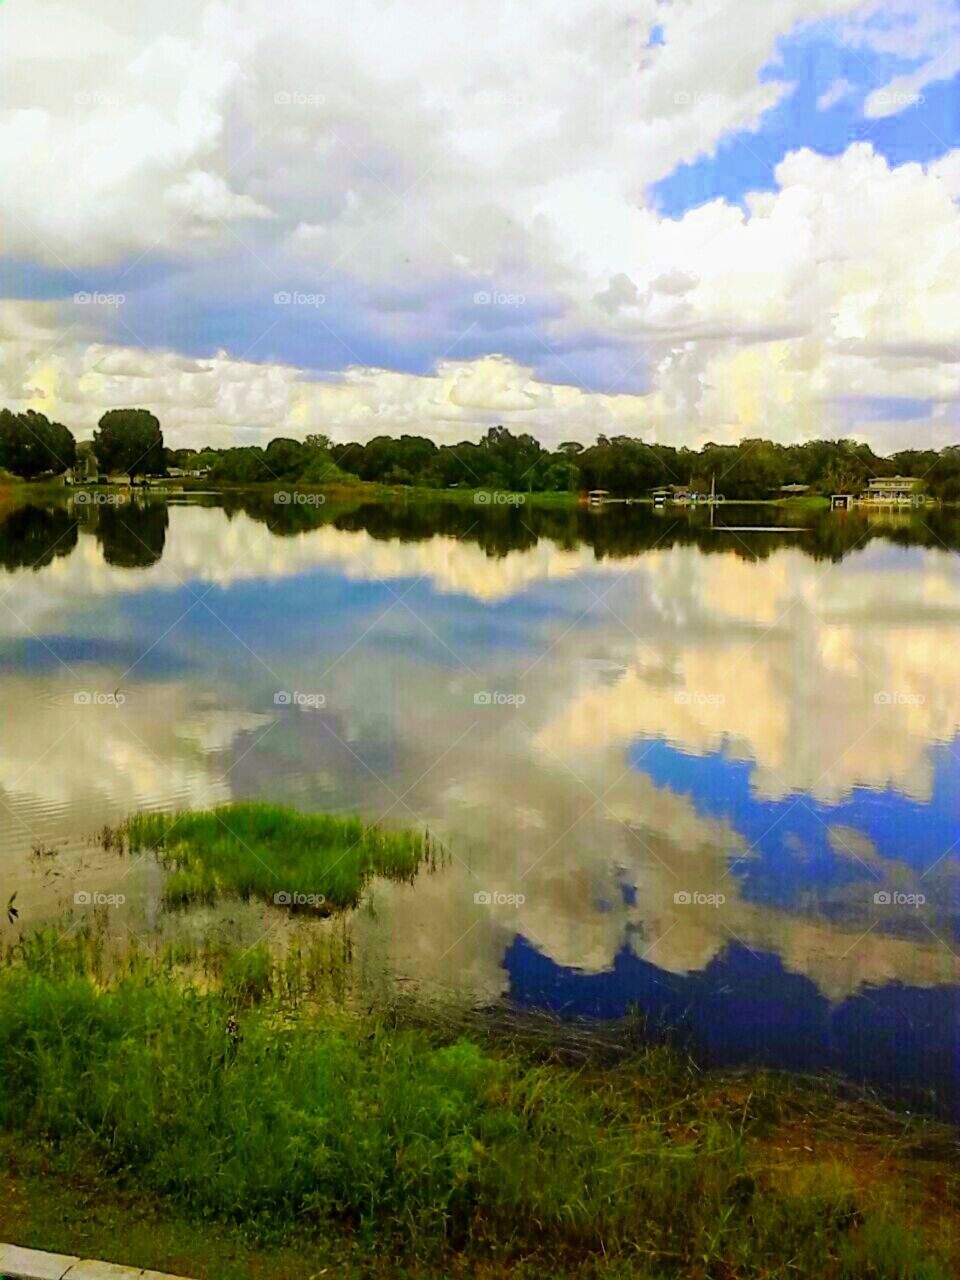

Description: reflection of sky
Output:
[633,736,960,905]
[1,498,960,1109]
[506,937,960,1118]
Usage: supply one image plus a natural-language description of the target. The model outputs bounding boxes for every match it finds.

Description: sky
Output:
[1,0,959,451]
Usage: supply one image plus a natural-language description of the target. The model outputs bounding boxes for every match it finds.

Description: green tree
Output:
[209,447,271,484]
[0,409,76,478]
[93,410,164,481]
[264,437,308,479]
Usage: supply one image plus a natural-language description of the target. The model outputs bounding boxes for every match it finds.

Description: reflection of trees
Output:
[0,504,78,571]
[220,490,359,536]
[229,491,960,564]
[335,502,544,557]
[94,500,169,569]
[7,493,960,577]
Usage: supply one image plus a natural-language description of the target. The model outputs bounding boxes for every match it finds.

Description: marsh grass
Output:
[0,927,955,1277]
[120,802,437,911]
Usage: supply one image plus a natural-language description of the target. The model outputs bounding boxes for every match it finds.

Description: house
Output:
[587,489,609,505]
[780,483,810,495]
[860,476,925,506]
[168,466,211,479]
[64,449,99,485]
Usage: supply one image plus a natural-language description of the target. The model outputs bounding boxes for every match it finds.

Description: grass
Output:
[118,803,437,911]
[0,925,956,1278]
[396,485,579,507]
[775,494,832,510]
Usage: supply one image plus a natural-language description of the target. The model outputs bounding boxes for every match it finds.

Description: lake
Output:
[2,491,959,1112]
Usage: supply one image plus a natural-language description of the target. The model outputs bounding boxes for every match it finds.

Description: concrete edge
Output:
[0,1244,193,1280]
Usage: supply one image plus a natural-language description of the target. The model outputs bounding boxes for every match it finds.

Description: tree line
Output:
[183,428,960,501]
[5,407,960,500]
[9,491,960,577]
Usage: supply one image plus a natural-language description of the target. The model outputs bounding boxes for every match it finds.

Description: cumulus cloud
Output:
[0,1,957,449]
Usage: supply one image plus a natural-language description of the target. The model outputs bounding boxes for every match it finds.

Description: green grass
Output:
[396,485,579,507]
[121,803,436,911]
[775,494,832,510]
[0,929,956,1278]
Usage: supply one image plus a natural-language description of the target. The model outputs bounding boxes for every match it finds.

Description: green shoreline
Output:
[0,477,845,507]
[0,805,957,1279]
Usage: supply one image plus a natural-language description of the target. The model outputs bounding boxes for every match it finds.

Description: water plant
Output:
[121,802,436,911]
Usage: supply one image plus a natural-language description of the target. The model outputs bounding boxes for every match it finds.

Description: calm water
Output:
[2,492,959,1111]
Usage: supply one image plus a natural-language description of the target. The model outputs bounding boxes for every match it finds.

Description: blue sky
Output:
[655,23,960,215]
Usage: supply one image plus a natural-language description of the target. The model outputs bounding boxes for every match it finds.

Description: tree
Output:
[93,409,164,480]
[0,409,77,478]
[209,447,271,484]
[264,437,308,479]
[541,459,580,492]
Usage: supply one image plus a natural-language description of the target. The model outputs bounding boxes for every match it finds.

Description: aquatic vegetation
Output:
[121,802,436,911]
[0,933,955,1277]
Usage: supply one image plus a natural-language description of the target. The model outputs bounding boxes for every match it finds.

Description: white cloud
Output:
[840,0,960,119]
[4,141,960,450]
[0,2,957,449]
[816,77,854,111]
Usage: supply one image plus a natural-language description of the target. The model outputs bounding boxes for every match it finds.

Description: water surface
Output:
[1,492,958,1110]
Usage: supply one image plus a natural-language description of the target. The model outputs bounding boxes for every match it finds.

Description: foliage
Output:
[208,435,360,487]
[0,943,953,1276]
[0,409,77,478]
[93,409,164,479]
[7,398,960,499]
[188,427,960,500]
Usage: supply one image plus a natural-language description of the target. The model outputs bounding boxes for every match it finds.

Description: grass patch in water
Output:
[121,802,435,911]
[0,930,956,1277]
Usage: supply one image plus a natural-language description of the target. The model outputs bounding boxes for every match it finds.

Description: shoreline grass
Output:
[0,927,956,1278]
[119,803,436,912]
